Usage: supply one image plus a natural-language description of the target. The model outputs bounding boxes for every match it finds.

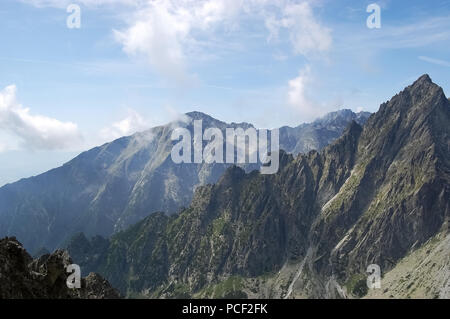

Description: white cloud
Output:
[113,1,191,85]
[418,56,450,67]
[100,109,151,141]
[112,0,332,84]
[267,2,332,56]
[0,85,82,152]
[19,0,141,9]
[165,105,191,125]
[0,141,9,152]
[113,0,242,85]
[287,66,324,121]
[337,16,450,52]
[21,0,332,84]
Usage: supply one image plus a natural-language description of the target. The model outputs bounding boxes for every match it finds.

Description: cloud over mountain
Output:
[0,85,83,151]
[100,109,151,141]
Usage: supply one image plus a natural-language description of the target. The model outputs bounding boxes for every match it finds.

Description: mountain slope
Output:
[67,75,449,298]
[312,74,449,282]
[364,232,449,299]
[0,110,369,253]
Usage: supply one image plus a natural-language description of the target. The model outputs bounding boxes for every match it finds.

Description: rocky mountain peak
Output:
[186,111,255,130]
[311,109,369,128]
[405,74,446,108]
[186,111,217,121]
[414,73,432,85]
[363,74,447,139]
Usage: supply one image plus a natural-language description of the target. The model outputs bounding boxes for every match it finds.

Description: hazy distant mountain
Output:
[279,109,371,154]
[67,75,449,299]
[0,109,370,253]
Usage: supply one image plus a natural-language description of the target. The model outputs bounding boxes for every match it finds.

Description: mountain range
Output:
[65,75,449,299]
[0,109,370,254]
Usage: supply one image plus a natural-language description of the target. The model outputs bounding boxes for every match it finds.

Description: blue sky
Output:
[0,0,449,185]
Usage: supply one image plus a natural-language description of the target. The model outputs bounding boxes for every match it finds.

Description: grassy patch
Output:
[345,273,369,298]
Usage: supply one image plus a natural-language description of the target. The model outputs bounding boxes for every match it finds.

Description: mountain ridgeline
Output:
[67,75,449,298]
[0,109,369,253]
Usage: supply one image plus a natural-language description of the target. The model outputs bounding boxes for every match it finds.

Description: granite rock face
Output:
[0,237,120,299]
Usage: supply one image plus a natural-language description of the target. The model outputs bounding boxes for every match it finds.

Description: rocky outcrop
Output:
[0,237,120,299]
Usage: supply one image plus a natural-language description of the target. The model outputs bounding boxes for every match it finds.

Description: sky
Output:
[0,0,449,186]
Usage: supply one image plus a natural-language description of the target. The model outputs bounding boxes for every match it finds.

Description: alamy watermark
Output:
[366,3,381,29]
[367,264,381,289]
[64,3,380,31]
[171,120,280,174]
[66,264,81,289]
[64,3,380,30]
[67,4,81,29]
